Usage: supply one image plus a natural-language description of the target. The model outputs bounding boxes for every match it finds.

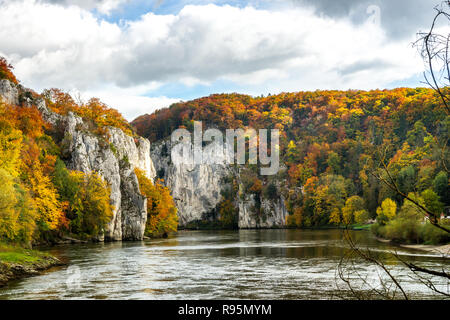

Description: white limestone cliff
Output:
[151,139,288,228]
[0,79,155,240]
[1,78,287,232]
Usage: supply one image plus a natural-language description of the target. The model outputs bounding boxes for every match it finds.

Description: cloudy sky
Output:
[0,0,444,120]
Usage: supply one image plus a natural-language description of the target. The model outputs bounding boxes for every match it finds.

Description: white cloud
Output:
[95,0,129,15]
[45,0,130,15]
[0,0,426,120]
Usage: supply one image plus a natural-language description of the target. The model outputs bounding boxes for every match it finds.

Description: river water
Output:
[0,229,448,299]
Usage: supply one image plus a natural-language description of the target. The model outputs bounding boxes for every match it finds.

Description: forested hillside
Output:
[1,50,449,246]
[0,58,177,247]
[133,87,450,243]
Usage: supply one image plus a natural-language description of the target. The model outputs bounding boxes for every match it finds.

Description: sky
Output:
[0,0,445,120]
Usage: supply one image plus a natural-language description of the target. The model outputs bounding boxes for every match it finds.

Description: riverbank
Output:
[0,243,64,287]
[181,223,373,231]
[374,237,450,258]
[399,243,450,257]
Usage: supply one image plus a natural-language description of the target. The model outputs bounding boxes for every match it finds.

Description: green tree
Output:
[51,159,79,204]
[406,120,430,147]
[354,209,369,224]
[286,140,297,161]
[421,189,444,217]
[433,171,449,205]
[397,166,415,196]
[399,193,426,220]
[327,151,341,174]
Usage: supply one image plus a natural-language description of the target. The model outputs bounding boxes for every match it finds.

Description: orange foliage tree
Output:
[0,57,18,84]
[135,168,178,237]
[43,89,134,137]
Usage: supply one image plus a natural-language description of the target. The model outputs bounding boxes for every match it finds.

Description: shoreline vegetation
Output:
[0,243,65,287]
[180,222,373,231]
[399,243,450,257]
[375,237,450,258]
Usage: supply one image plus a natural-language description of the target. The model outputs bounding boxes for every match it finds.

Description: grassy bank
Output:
[0,243,64,287]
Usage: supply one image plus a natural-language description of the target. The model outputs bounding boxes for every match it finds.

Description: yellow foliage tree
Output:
[29,168,67,231]
[354,210,369,224]
[376,198,397,224]
[0,168,20,240]
[68,171,114,237]
[287,207,304,227]
[0,103,38,244]
[329,207,341,225]
[342,196,365,225]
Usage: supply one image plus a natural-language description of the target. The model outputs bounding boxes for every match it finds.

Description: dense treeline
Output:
[0,58,178,246]
[133,88,450,244]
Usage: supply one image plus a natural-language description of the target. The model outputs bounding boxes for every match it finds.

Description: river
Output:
[0,229,448,299]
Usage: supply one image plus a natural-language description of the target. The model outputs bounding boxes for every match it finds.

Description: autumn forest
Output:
[133,84,450,244]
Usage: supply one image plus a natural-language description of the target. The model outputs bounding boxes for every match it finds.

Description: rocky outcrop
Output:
[60,113,155,240]
[151,140,232,226]
[238,195,288,228]
[151,139,288,228]
[0,80,19,105]
[0,80,155,241]
[0,255,64,288]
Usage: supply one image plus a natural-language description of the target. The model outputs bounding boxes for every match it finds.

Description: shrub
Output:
[371,192,449,244]
[419,221,450,245]
[383,217,422,244]
[43,89,135,137]
[218,199,238,229]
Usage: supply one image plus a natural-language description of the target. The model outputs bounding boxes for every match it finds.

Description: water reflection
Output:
[0,229,447,299]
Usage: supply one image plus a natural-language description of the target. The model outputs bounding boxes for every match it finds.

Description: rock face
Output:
[238,195,288,228]
[0,80,155,241]
[0,80,19,105]
[151,139,288,228]
[62,112,155,240]
[1,78,287,232]
[151,140,232,226]
[0,255,64,288]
